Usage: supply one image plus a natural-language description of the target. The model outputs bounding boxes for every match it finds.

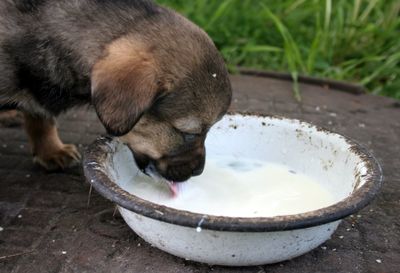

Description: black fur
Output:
[14,0,46,13]
[4,33,91,114]
[0,0,161,115]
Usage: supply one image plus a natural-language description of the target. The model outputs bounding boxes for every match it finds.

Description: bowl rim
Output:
[83,113,383,232]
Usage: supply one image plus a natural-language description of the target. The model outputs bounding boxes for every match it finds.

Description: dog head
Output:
[91,23,231,182]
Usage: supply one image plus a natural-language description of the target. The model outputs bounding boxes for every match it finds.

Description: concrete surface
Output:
[0,74,399,273]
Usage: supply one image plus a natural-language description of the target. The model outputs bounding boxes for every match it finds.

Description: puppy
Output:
[0,0,232,182]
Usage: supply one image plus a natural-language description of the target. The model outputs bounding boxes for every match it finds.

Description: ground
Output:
[0,74,399,273]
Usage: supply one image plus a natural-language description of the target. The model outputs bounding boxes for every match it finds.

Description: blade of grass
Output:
[324,0,332,31]
[383,1,400,28]
[359,0,380,23]
[243,45,283,53]
[351,0,362,22]
[291,71,301,102]
[205,0,233,30]
[360,52,400,85]
[285,0,307,14]
[307,30,322,73]
[261,4,305,101]
[347,0,362,39]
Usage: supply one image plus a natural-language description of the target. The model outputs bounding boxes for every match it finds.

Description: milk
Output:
[127,156,335,217]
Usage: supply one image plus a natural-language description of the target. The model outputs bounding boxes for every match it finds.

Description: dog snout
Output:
[155,147,205,182]
[191,155,205,176]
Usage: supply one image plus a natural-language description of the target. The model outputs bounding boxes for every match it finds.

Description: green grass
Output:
[156,0,400,100]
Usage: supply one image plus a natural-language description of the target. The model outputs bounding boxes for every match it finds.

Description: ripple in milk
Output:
[127,156,335,217]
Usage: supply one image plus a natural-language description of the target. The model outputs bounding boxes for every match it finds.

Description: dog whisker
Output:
[112,205,118,217]
[143,163,180,197]
[87,184,93,208]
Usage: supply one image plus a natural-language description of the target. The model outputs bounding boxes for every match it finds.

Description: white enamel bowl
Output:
[83,113,382,266]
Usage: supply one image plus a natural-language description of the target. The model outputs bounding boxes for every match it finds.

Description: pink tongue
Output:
[167,181,179,197]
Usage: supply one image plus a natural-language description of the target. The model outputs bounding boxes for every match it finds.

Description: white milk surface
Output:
[126,156,336,217]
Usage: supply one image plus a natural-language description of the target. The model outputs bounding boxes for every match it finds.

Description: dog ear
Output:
[91,38,159,136]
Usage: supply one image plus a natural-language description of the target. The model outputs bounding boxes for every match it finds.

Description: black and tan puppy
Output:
[0,0,231,182]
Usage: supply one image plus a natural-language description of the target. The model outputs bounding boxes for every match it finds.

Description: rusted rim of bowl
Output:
[83,113,383,232]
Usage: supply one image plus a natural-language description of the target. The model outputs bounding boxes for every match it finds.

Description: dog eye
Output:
[183,133,198,142]
[172,126,202,142]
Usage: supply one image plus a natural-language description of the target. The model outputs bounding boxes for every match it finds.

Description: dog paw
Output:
[33,144,81,170]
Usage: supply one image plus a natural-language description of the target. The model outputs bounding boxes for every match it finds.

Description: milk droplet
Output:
[196,227,202,232]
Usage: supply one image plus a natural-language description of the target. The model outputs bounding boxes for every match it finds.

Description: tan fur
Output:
[119,115,176,160]
[173,116,202,134]
[120,114,205,161]
[91,36,160,136]
[0,110,23,127]
[23,114,80,170]
[0,109,18,119]
[0,89,51,118]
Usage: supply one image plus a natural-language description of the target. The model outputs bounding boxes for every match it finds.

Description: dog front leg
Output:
[23,113,81,170]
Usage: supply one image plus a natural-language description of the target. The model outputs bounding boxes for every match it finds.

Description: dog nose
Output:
[192,166,204,176]
[156,147,206,181]
[192,156,205,176]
